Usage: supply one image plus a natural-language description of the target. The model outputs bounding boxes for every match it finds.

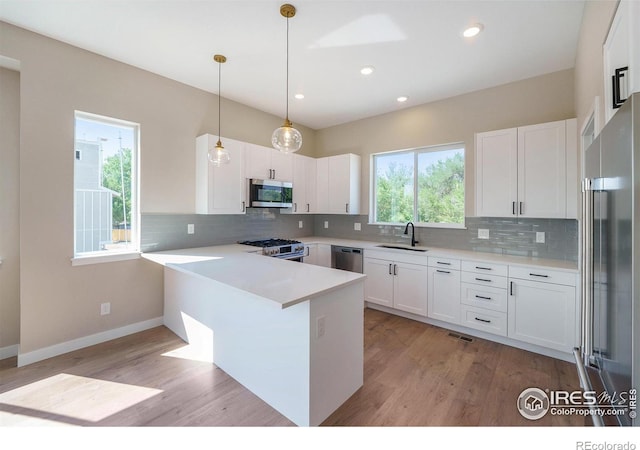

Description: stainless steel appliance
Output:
[331,245,363,273]
[578,92,639,426]
[239,238,304,261]
[248,179,293,208]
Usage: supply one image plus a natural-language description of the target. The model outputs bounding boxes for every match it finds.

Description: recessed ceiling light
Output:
[295,93,304,99]
[397,96,408,103]
[463,23,484,38]
[360,66,375,75]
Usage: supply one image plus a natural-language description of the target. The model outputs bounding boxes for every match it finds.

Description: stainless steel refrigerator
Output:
[578,92,639,426]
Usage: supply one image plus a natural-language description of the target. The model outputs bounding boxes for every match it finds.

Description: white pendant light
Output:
[208,54,231,165]
[272,4,303,154]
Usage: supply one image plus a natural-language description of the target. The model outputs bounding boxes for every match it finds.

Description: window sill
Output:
[71,251,141,266]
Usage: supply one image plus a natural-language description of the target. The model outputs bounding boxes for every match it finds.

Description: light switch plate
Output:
[354,222,361,231]
[187,224,195,235]
[536,232,545,243]
[298,220,303,229]
[478,229,490,239]
[324,221,329,229]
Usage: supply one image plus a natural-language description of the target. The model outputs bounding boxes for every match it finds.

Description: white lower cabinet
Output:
[302,244,317,265]
[316,244,332,268]
[364,256,428,316]
[427,257,461,325]
[508,267,577,353]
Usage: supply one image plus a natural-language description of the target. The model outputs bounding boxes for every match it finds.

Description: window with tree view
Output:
[74,112,138,256]
[373,144,465,227]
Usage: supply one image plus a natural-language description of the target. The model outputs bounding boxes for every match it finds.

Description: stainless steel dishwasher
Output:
[331,245,363,273]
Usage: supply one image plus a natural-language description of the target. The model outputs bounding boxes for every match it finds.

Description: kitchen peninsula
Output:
[143,244,366,427]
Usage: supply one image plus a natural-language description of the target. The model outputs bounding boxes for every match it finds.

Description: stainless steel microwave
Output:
[248,179,293,208]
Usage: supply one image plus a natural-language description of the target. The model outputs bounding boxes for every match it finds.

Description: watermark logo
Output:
[517,387,550,420]
[517,387,637,420]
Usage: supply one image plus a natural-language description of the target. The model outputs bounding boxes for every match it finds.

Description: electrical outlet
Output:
[316,316,326,339]
[324,221,329,229]
[187,224,195,235]
[354,222,361,231]
[478,229,490,239]
[298,220,303,229]
[536,232,545,243]
[100,302,111,316]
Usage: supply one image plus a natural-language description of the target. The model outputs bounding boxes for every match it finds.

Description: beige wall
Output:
[315,69,576,215]
[0,21,316,356]
[574,0,619,138]
[0,67,20,351]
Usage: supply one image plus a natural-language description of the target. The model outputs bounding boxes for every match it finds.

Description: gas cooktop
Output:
[239,238,302,248]
[239,238,304,259]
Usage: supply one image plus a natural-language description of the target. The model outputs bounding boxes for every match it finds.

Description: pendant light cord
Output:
[285,15,289,122]
[218,61,222,140]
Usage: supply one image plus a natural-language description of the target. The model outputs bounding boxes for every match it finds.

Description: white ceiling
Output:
[0,0,585,130]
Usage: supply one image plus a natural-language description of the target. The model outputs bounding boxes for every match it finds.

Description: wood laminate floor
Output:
[0,308,585,427]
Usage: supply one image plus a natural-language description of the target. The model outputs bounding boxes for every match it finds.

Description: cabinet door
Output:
[196,135,246,215]
[304,157,317,213]
[328,154,350,214]
[363,257,394,308]
[290,155,308,213]
[475,128,518,217]
[517,121,566,218]
[244,143,272,180]
[270,150,294,181]
[508,279,576,352]
[394,262,428,316]
[427,267,460,323]
[302,244,317,265]
[316,244,332,268]
[316,157,329,214]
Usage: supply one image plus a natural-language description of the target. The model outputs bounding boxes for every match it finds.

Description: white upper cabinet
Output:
[316,153,361,215]
[245,143,294,181]
[283,154,317,214]
[475,119,577,219]
[195,135,246,215]
[603,0,640,124]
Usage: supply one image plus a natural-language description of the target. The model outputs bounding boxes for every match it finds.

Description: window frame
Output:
[71,111,141,265]
[370,142,466,229]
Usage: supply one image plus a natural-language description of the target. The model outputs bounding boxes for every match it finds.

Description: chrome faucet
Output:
[403,222,418,247]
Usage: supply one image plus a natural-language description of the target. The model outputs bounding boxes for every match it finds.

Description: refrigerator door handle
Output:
[581,178,594,361]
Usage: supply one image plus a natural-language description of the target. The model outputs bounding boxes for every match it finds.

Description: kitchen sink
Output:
[376,244,428,252]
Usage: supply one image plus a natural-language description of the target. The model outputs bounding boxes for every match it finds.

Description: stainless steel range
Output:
[239,238,305,261]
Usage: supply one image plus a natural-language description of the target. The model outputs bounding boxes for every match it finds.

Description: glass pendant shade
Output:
[208,140,230,166]
[272,119,302,153]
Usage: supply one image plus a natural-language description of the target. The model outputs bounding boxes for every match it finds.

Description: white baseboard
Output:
[17,317,164,367]
[0,344,19,361]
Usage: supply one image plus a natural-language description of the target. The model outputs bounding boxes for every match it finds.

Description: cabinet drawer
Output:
[428,256,461,270]
[460,271,508,289]
[460,282,507,313]
[508,266,577,286]
[460,306,507,337]
[461,260,508,277]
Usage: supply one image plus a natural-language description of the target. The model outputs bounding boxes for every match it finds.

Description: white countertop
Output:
[298,236,579,272]
[142,244,366,309]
